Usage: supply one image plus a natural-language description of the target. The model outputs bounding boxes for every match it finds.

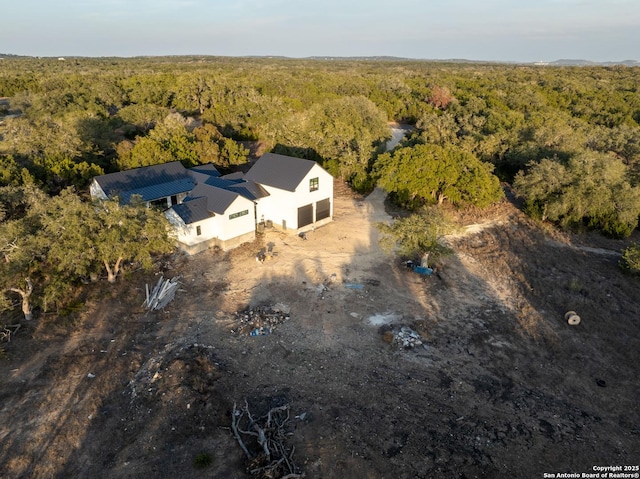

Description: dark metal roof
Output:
[243,153,318,192]
[189,184,243,215]
[190,164,221,177]
[204,177,240,189]
[203,176,269,201]
[227,181,270,201]
[95,161,194,203]
[221,171,244,180]
[120,178,194,204]
[171,196,211,224]
[172,182,248,225]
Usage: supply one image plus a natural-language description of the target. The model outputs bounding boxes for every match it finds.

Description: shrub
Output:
[620,243,640,274]
[193,452,213,469]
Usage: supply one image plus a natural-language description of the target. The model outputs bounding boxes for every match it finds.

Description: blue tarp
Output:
[412,266,433,276]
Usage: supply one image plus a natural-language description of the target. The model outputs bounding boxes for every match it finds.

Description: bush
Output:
[620,243,640,274]
[193,452,213,469]
[377,206,454,261]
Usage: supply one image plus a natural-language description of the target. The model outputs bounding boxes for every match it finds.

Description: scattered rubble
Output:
[381,325,425,349]
[232,305,291,336]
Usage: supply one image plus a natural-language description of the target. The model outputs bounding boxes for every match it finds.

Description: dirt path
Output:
[1,185,638,479]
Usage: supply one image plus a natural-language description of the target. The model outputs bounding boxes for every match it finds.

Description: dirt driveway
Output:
[0,181,638,478]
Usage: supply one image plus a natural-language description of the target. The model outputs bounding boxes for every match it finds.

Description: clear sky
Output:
[2,0,639,62]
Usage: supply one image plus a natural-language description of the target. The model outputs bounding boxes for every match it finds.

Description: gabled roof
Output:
[226,181,270,201]
[94,161,194,203]
[172,183,252,224]
[203,176,269,201]
[171,196,211,224]
[190,163,221,177]
[221,171,245,181]
[243,153,319,192]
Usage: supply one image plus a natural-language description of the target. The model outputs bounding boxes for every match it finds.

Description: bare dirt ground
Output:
[1,182,639,479]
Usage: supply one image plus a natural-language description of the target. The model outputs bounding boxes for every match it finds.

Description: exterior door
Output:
[297,204,313,228]
[315,198,330,221]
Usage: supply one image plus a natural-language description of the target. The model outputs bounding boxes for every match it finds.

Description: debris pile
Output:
[231,400,303,478]
[233,304,291,336]
[383,326,424,349]
[143,275,181,311]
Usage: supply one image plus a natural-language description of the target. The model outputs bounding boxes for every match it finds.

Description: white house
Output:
[245,153,334,232]
[166,183,257,254]
[90,153,334,254]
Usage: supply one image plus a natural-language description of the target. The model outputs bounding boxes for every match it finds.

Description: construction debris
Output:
[382,325,424,349]
[233,305,291,336]
[143,276,181,311]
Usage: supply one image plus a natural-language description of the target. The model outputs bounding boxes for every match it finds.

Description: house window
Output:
[196,225,202,236]
[229,209,249,220]
[310,177,319,192]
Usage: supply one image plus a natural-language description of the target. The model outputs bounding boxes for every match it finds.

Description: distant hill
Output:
[533,59,640,67]
[0,53,638,66]
[0,53,28,59]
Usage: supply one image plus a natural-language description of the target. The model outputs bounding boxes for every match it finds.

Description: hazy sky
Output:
[3,0,639,61]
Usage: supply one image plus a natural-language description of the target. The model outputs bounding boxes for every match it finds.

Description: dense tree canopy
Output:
[374,144,503,209]
[0,185,174,320]
[513,155,640,237]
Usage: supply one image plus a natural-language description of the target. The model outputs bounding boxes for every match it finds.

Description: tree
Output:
[90,198,175,283]
[0,155,23,186]
[41,189,100,280]
[117,104,171,133]
[620,243,640,274]
[219,138,249,167]
[0,186,50,320]
[303,96,389,190]
[116,113,199,169]
[374,144,503,209]
[377,206,454,261]
[427,85,454,110]
[513,155,640,237]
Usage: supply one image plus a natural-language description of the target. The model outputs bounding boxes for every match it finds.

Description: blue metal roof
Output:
[190,164,221,177]
[120,178,195,204]
[94,161,194,203]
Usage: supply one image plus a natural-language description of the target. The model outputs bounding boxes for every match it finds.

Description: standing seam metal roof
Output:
[95,161,193,202]
[171,196,211,224]
[243,153,318,192]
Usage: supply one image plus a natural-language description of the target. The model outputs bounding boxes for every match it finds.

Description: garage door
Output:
[315,198,330,221]
[297,204,313,228]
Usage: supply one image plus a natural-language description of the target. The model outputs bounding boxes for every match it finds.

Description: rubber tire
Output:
[567,314,581,326]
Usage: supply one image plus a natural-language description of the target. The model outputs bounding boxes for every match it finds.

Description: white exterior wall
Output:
[294,164,334,225]
[165,195,255,247]
[218,196,256,241]
[257,187,296,230]
[257,164,334,230]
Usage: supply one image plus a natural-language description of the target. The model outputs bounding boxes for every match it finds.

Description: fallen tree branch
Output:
[230,400,302,478]
[232,402,252,459]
